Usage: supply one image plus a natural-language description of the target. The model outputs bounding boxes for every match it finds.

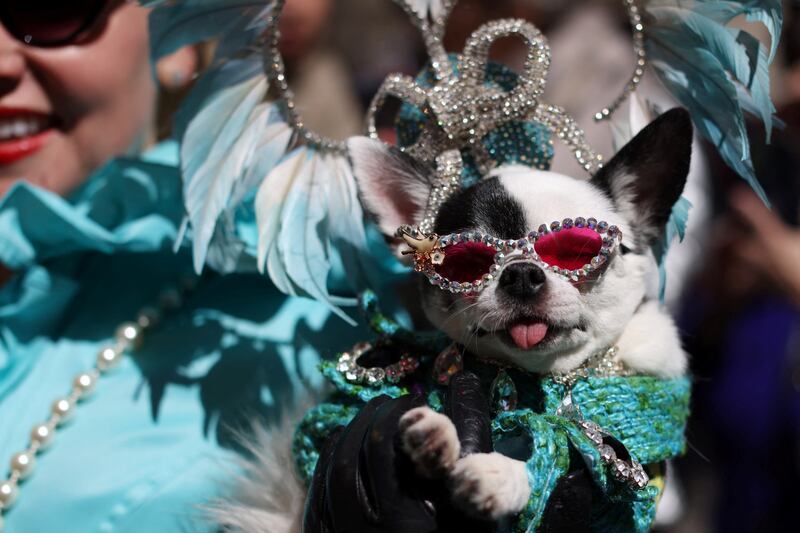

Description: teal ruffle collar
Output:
[0,142,182,271]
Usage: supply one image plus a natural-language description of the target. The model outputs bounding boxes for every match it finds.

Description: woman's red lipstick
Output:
[0,108,54,165]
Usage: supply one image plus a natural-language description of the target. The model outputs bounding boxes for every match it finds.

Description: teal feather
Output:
[658,196,692,301]
[645,0,781,203]
[145,0,272,62]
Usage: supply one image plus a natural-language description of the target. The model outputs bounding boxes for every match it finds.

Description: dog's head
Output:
[351,109,692,373]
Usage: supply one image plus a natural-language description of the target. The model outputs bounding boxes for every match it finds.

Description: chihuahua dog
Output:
[347,108,692,520]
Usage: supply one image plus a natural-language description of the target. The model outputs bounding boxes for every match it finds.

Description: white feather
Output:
[406,0,445,21]
[182,74,269,271]
[255,148,368,324]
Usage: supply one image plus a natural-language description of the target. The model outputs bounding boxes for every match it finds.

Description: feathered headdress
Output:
[142,0,782,314]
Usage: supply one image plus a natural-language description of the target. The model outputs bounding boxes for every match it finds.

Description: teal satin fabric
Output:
[0,143,400,532]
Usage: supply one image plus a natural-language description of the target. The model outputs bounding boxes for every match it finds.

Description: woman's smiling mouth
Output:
[0,108,55,165]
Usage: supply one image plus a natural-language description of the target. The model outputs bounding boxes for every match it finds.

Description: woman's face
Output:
[0,1,155,198]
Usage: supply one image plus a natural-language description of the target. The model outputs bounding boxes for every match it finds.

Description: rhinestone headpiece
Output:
[365,2,618,234]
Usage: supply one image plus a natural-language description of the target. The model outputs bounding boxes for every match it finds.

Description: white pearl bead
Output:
[96,346,122,372]
[136,306,160,329]
[51,398,74,423]
[30,424,54,448]
[73,372,96,397]
[0,480,18,507]
[10,452,34,479]
[115,322,141,349]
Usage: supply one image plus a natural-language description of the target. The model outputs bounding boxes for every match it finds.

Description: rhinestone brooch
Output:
[335,342,421,387]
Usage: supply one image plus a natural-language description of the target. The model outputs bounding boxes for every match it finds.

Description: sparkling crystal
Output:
[586,430,604,446]
[399,356,419,372]
[489,369,518,413]
[538,223,548,234]
[574,217,586,228]
[527,230,539,241]
[597,221,609,233]
[344,366,365,382]
[433,345,464,385]
[385,366,401,383]
[598,444,617,462]
[336,358,354,374]
[612,460,631,480]
[607,225,619,238]
[587,217,597,229]
[494,252,506,264]
[562,218,574,229]
[550,221,561,232]
[516,238,528,248]
[590,255,606,267]
[630,462,649,488]
[579,420,600,432]
[365,367,386,386]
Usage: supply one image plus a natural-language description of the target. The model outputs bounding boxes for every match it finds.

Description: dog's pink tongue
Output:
[509,322,549,349]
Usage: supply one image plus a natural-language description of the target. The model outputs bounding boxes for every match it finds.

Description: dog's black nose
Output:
[498,262,546,301]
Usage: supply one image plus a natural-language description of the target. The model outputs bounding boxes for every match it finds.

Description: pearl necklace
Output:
[0,277,197,532]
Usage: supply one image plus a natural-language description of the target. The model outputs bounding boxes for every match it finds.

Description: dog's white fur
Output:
[424,166,686,378]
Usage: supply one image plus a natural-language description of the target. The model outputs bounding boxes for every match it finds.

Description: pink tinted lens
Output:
[434,241,496,283]
[534,227,602,271]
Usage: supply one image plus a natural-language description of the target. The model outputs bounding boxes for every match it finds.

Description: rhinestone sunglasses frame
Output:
[407,217,623,294]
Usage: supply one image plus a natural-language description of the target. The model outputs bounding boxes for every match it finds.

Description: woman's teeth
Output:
[0,117,49,141]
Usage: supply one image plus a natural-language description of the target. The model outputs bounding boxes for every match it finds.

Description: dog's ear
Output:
[348,137,435,237]
[590,108,692,246]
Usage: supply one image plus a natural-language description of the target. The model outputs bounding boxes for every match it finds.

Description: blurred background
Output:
[166,0,800,530]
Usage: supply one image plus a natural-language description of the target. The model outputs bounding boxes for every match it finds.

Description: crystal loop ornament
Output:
[335,342,421,387]
[366,14,604,177]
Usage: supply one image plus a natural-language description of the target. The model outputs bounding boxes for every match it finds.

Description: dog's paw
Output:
[450,452,530,520]
[399,406,461,478]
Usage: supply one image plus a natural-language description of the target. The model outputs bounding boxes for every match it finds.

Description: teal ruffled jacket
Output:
[0,143,400,532]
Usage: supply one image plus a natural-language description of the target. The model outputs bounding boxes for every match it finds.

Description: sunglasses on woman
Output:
[401,217,623,294]
[0,0,111,47]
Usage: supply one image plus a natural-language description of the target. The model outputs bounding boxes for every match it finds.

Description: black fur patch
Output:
[434,178,527,238]
[590,108,692,246]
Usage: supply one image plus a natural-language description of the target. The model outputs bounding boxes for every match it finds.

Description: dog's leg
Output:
[399,406,461,477]
[450,452,531,520]
[400,407,531,520]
